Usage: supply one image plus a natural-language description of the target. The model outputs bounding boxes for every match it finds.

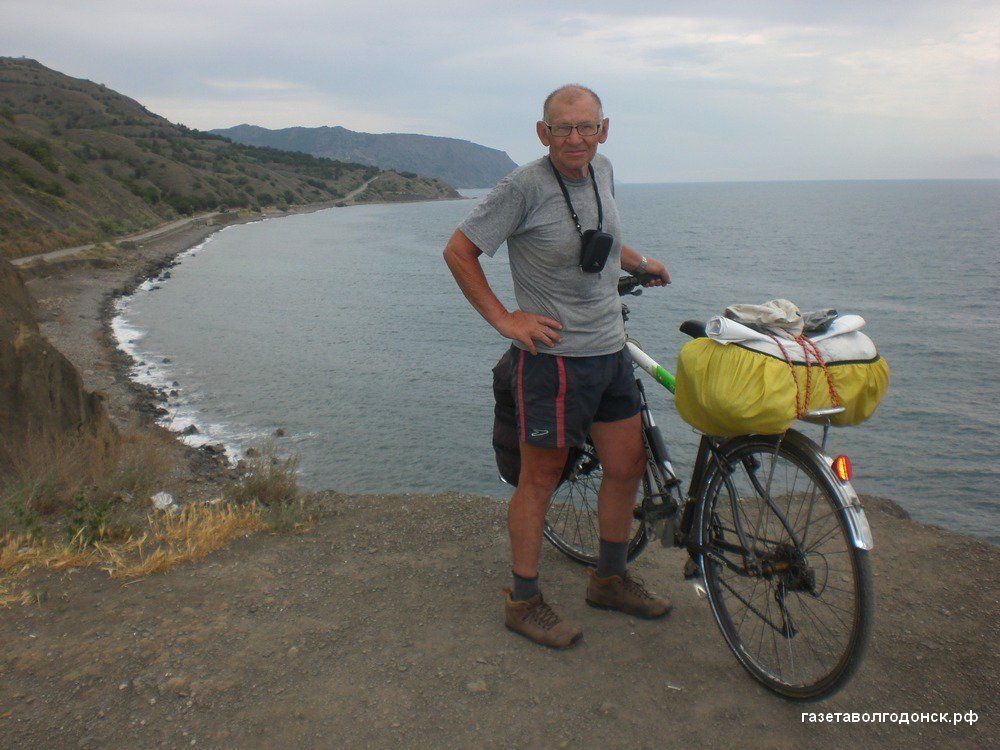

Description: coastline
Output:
[95,189,475,476]
[19,194,464,497]
[102,203,344,475]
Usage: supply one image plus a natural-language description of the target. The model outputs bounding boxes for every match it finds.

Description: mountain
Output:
[210,124,517,188]
[0,58,458,258]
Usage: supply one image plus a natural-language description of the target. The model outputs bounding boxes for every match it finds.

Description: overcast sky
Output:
[3,0,998,181]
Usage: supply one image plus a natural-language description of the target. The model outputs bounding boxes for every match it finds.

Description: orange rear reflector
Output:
[832,455,852,482]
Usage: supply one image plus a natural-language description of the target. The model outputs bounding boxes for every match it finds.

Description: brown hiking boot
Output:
[503,589,583,649]
[585,569,672,619]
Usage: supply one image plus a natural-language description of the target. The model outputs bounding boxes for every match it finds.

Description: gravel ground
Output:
[0,492,997,748]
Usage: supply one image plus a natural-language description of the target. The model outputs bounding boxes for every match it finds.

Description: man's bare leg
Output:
[504,442,585,647]
[508,443,570,580]
[584,413,671,618]
[589,413,645,544]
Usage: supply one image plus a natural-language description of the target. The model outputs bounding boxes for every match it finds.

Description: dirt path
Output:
[9,213,222,267]
[9,176,380,269]
[341,175,379,202]
[0,493,996,748]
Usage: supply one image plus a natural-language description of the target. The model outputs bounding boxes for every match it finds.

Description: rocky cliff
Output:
[0,258,112,451]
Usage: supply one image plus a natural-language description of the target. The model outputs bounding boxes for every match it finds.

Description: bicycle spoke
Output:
[802,522,845,555]
[766,585,782,674]
[796,590,854,626]
[790,591,844,657]
[796,481,822,545]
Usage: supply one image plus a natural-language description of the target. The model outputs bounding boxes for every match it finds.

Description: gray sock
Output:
[511,571,540,602]
[596,538,628,579]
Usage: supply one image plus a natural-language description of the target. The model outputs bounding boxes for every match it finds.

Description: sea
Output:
[112,180,1000,544]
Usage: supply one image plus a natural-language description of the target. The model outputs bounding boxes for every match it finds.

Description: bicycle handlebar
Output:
[617,273,660,296]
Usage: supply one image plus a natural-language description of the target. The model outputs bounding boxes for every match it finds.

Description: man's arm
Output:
[443,229,562,355]
[621,244,670,287]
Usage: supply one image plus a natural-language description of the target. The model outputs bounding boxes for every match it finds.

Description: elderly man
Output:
[443,85,672,648]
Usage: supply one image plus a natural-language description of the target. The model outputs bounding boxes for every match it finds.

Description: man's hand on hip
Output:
[495,310,563,355]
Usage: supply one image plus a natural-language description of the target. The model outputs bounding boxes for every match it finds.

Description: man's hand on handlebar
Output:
[495,310,563,355]
[640,258,670,287]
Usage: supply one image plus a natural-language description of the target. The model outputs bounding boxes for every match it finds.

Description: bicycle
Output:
[539,273,874,700]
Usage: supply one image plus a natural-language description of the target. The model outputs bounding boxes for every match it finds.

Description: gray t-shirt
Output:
[458,154,624,357]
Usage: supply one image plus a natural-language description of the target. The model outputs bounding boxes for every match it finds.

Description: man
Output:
[443,85,672,648]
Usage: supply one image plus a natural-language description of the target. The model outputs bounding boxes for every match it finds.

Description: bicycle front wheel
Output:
[698,432,873,700]
[543,442,648,566]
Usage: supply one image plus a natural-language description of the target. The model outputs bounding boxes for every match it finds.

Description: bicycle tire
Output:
[542,441,648,566]
[697,431,873,700]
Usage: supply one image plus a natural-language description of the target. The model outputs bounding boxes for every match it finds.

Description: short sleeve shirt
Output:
[458,154,625,356]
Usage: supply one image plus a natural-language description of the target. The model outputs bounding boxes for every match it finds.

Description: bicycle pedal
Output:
[683,557,700,579]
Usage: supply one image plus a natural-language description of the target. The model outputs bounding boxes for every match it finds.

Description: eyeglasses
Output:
[543,121,602,138]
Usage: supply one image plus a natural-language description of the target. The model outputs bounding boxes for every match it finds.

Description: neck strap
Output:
[548,158,603,236]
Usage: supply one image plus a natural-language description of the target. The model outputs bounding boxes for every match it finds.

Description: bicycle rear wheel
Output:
[698,432,873,700]
[543,441,648,566]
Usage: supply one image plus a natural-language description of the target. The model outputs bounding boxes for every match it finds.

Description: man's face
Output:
[536,93,609,177]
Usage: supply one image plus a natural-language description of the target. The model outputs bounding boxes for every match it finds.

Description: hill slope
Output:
[0,58,458,258]
[211,124,517,188]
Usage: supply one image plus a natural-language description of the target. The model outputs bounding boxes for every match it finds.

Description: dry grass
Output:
[98,502,264,579]
[0,501,265,606]
[0,533,97,572]
[1,528,100,607]
[226,439,299,507]
[0,581,35,607]
[0,422,172,526]
[1,432,312,606]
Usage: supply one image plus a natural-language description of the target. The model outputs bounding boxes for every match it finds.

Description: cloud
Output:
[203,78,311,93]
[1,0,997,179]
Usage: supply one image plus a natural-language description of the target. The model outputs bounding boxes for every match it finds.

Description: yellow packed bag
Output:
[674,326,889,437]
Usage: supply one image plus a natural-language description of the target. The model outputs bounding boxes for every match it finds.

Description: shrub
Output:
[3,136,59,172]
[65,491,112,546]
[0,503,42,542]
[224,441,308,530]
[96,217,125,236]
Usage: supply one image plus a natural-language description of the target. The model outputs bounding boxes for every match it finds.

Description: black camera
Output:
[580,229,615,273]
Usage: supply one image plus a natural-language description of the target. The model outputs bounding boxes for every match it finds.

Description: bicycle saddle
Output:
[679,320,708,339]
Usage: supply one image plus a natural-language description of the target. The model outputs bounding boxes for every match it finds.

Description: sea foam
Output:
[110,233,266,462]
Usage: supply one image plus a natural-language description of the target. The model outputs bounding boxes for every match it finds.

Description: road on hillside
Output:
[9,175,380,268]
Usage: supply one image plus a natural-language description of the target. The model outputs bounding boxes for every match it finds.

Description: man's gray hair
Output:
[542,84,603,121]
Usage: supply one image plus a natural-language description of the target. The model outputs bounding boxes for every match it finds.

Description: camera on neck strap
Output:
[548,158,615,273]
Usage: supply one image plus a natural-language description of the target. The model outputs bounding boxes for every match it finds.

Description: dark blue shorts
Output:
[510,344,641,449]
